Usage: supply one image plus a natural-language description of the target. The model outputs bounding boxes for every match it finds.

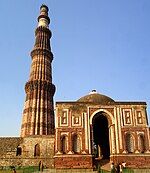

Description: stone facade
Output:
[54,91,150,168]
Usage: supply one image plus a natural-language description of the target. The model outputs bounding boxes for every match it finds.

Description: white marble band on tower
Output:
[38,4,50,28]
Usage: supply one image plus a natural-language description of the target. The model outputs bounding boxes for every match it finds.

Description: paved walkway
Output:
[34,169,97,173]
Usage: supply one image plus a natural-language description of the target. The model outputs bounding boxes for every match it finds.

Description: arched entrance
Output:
[92,112,110,159]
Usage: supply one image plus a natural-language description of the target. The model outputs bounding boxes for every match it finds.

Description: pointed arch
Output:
[60,135,67,154]
[92,113,110,158]
[139,134,145,153]
[125,133,134,153]
[89,109,116,156]
[34,144,40,157]
[16,146,22,156]
[72,134,81,153]
[90,109,114,125]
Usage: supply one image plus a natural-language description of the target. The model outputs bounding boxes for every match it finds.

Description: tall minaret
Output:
[20,5,55,137]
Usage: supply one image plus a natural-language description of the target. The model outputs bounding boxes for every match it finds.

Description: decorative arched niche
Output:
[60,135,67,154]
[125,133,134,153]
[138,134,145,153]
[72,133,81,154]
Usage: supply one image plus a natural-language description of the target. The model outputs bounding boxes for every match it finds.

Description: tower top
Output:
[38,4,50,28]
[40,4,49,11]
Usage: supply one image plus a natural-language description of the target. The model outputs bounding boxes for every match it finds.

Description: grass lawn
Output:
[0,166,38,173]
[0,171,23,173]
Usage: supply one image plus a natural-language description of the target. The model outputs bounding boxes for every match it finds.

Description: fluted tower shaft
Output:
[20,5,55,137]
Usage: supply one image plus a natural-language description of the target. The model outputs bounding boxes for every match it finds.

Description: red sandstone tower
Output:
[20,5,55,137]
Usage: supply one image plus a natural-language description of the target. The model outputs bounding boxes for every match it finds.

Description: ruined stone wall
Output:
[0,137,22,157]
[0,135,55,168]
[0,137,23,166]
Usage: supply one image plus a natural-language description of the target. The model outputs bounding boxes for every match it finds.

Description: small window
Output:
[61,111,67,125]
[137,111,143,124]
[34,144,40,157]
[16,146,22,156]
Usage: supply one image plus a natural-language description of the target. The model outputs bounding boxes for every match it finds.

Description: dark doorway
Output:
[16,146,22,156]
[92,112,110,159]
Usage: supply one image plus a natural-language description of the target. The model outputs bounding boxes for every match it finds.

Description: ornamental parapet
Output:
[25,80,55,95]
[30,48,53,61]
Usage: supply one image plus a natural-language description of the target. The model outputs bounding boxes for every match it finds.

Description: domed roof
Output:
[77,90,114,104]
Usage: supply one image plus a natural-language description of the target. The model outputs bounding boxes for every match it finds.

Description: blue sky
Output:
[0,0,150,136]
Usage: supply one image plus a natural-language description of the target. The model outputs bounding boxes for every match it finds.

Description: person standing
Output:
[38,161,41,171]
[122,162,126,172]
[111,162,116,173]
[116,163,120,173]
[119,163,123,173]
[41,163,44,172]
[12,167,16,173]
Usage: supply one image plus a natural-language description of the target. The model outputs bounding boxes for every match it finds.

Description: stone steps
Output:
[35,167,150,173]
[100,162,111,171]
[34,169,97,173]
[94,158,110,171]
